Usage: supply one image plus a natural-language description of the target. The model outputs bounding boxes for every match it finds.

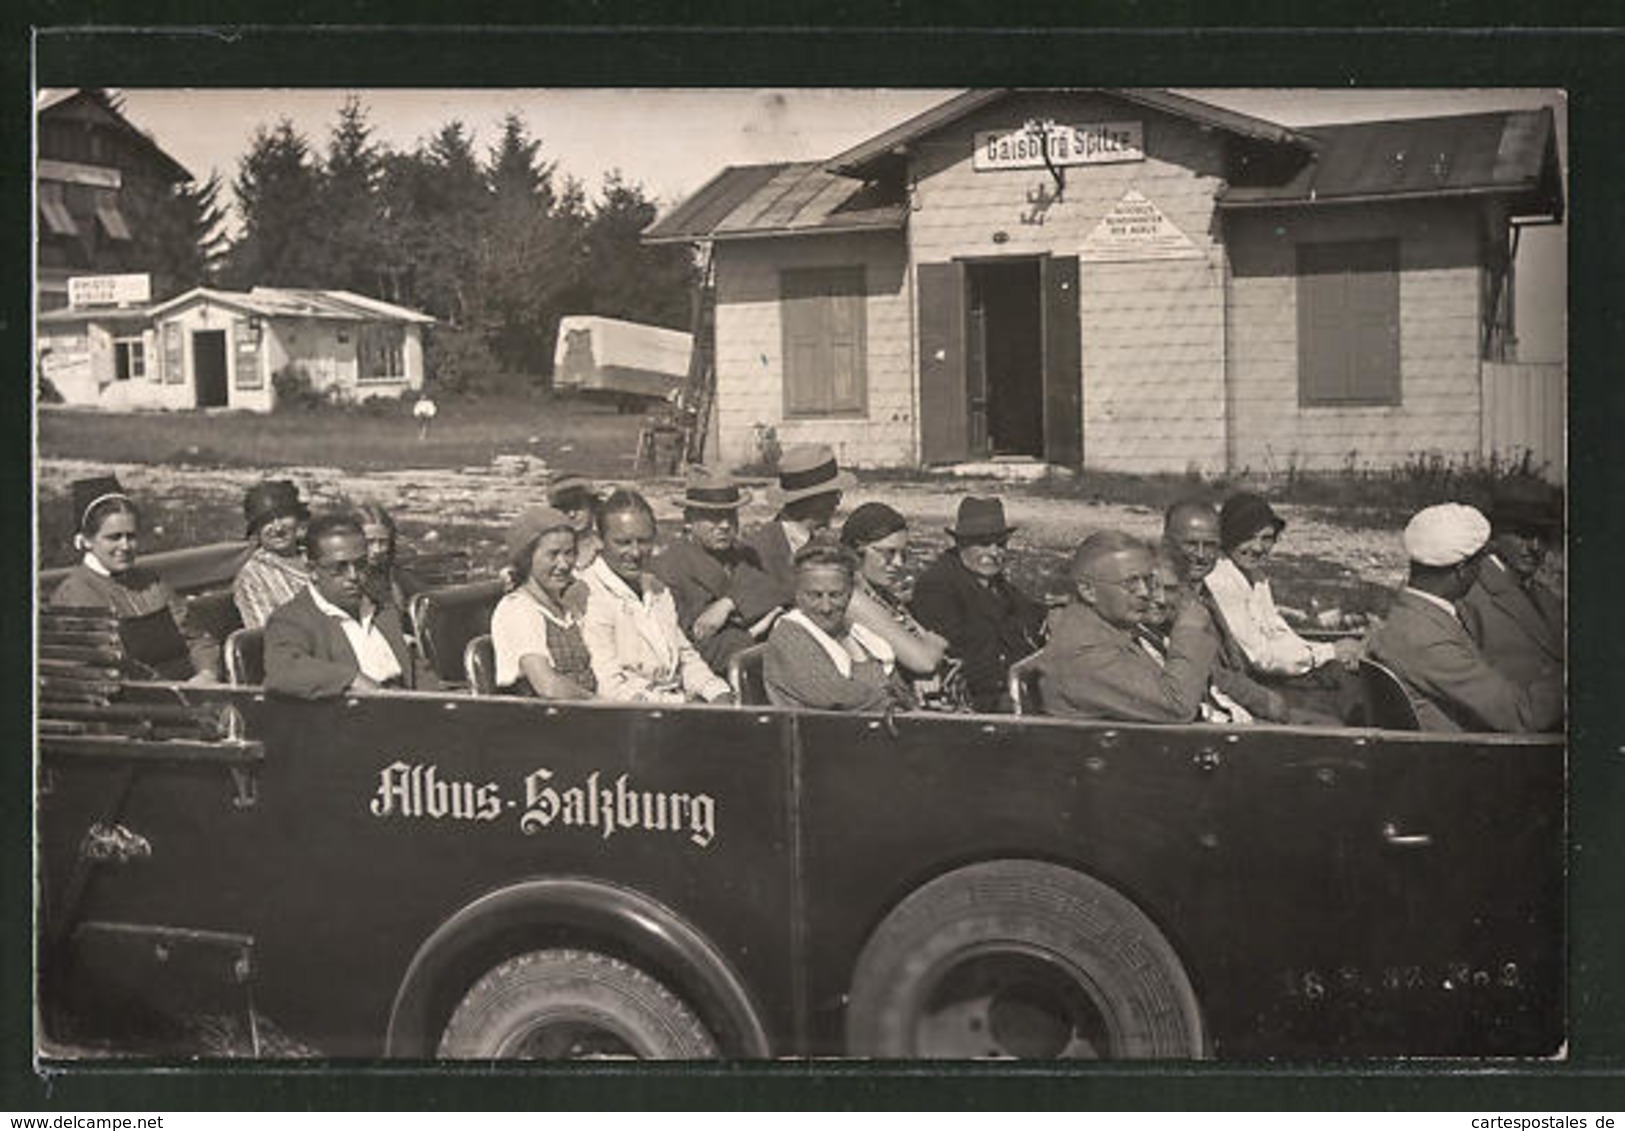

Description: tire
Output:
[845,861,1205,1059]
[437,948,718,1059]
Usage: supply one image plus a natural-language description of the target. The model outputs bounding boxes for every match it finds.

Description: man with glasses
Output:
[910,497,1047,713]
[1031,530,1219,722]
[265,514,417,698]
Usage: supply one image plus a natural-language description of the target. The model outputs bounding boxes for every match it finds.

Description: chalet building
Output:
[646,89,1565,478]
[38,286,434,412]
[36,89,193,312]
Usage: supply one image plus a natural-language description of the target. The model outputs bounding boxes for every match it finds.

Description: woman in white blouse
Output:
[490,506,596,699]
[579,490,734,705]
[1202,492,1363,678]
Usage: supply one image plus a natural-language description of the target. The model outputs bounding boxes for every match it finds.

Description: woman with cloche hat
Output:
[50,474,220,681]
[907,496,1047,713]
[490,506,596,699]
[232,479,313,629]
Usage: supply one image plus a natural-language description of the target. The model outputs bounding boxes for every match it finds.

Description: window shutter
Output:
[781,266,866,417]
[1298,240,1400,406]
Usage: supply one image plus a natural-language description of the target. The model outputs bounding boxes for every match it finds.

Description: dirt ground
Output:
[37,455,1413,613]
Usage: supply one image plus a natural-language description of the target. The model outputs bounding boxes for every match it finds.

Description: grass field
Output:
[37,394,645,475]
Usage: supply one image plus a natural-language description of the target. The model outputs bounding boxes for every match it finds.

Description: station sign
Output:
[68,273,151,308]
[974,121,1144,172]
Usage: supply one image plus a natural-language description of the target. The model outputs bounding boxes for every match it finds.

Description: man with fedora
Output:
[743,443,856,604]
[264,514,418,699]
[909,496,1047,713]
[653,466,784,672]
[1367,503,1561,732]
[233,479,312,629]
[1459,478,1564,687]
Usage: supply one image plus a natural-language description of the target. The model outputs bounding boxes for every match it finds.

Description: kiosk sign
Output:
[68,273,151,308]
[974,121,1144,171]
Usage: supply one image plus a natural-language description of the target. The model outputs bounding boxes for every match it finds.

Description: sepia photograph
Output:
[32,74,1575,1072]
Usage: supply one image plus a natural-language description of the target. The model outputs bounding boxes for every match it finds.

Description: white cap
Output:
[1403,503,1491,566]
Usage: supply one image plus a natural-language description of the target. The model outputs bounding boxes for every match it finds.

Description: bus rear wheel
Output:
[437,948,717,1059]
[845,861,1206,1059]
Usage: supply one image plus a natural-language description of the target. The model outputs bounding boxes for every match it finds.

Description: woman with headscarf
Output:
[491,506,596,699]
[232,479,312,629]
[50,475,220,681]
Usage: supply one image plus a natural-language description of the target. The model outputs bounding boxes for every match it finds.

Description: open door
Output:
[917,261,967,464]
[193,330,228,408]
[1042,255,1083,468]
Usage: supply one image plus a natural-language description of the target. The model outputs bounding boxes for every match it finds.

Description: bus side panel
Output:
[41,691,797,1056]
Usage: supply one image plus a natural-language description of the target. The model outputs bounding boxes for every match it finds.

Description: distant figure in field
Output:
[491,505,596,699]
[264,515,416,699]
[909,496,1047,713]
[413,393,437,440]
[233,480,312,629]
[1366,503,1561,733]
[1458,478,1564,688]
[50,474,220,682]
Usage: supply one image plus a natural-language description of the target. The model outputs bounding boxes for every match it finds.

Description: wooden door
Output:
[917,261,967,464]
[1042,255,1083,467]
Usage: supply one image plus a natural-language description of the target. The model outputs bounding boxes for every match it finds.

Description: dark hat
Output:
[243,479,310,537]
[767,444,857,508]
[1219,492,1285,551]
[675,465,751,511]
[1488,477,1563,535]
[71,475,129,533]
[946,496,1016,542]
[506,506,577,560]
[841,502,908,549]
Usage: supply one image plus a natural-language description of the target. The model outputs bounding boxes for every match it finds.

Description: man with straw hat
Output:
[909,496,1047,713]
[742,443,856,603]
[1366,502,1561,732]
[653,467,783,672]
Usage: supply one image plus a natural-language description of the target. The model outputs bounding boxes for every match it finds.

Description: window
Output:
[781,266,866,416]
[38,182,77,236]
[1296,240,1400,406]
[113,337,145,382]
[163,322,184,384]
[359,324,406,382]
[234,319,264,389]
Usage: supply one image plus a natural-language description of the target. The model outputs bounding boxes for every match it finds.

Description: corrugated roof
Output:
[1219,108,1564,216]
[823,87,1315,178]
[643,162,907,244]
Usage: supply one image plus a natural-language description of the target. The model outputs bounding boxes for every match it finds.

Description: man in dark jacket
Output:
[909,497,1046,713]
[1458,479,1563,687]
[265,515,416,699]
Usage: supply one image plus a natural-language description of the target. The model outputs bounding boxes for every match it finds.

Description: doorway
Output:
[967,260,1044,458]
[193,330,228,408]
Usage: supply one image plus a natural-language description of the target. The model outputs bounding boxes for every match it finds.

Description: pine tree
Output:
[223,119,325,288]
[319,95,387,296]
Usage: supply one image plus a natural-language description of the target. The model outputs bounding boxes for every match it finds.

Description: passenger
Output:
[547,472,603,571]
[264,514,416,699]
[579,489,734,705]
[764,540,911,712]
[233,479,312,629]
[652,466,784,673]
[1202,492,1361,718]
[1366,503,1562,733]
[1141,551,1274,724]
[1458,478,1563,686]
[1160,500,1289,723]
[50,475,220,682]
[1031,531,1218,723]
[839,502,961,707]
[354,502,424,622]
[742,443,856,602]
[490,506,595,699]
[909,497,1047,713]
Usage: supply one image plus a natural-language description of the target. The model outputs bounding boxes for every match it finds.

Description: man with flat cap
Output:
[653,466,784,672]
[743,443,856,604]
[1366,503,1562,733]
[1458,478,1564,687]
[909,497,1047,713]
